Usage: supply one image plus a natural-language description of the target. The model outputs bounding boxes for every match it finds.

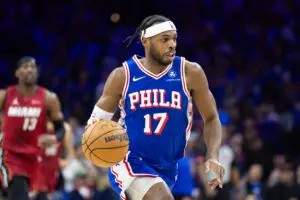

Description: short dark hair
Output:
[17,56,36,69]
[125,15,171,47]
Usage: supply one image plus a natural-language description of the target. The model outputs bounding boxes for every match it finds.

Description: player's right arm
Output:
[0,89,6,111]
[87,67,125,125]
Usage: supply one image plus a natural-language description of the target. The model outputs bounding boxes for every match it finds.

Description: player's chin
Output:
[25,76,36,82]
[163,55,175,64]
[25,80,36,86]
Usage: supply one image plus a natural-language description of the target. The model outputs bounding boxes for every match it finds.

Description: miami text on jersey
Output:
[7,106,42,117]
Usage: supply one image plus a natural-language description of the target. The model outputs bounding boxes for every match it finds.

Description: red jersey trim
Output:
[132,55,172,80]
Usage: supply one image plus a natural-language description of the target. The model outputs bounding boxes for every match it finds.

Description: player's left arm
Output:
[46,91,65,142]
[63,122,76,159]
[59,122,76,169]
[186,60,224,189]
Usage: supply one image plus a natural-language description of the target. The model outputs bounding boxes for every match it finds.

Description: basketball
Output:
[82,120,129,168]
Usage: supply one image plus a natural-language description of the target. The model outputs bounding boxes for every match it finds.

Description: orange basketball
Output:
[82,120,129,168]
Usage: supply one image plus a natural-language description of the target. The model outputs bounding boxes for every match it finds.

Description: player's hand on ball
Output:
[38,134,56,148]
[204,158,225,191]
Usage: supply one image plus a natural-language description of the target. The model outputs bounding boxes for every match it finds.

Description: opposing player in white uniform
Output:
[87,15,225,200]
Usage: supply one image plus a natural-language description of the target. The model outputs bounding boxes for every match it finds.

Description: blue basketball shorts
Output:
[108,151,178,200]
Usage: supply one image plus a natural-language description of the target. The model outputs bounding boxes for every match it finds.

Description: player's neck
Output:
[17,84,37,97]
[142,56,168,75]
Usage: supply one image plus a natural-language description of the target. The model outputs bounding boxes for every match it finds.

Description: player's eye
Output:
[161,38,168,43]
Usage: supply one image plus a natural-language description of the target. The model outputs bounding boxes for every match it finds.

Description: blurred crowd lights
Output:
[110,13,120,23]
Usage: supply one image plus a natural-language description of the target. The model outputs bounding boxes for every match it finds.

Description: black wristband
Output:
[53,120,65,142]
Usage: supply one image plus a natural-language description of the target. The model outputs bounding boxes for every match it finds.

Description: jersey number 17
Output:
[143,113,168,135]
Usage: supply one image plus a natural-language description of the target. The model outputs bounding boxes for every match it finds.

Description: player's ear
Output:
[15,68,20,78]
[141,37,149,48]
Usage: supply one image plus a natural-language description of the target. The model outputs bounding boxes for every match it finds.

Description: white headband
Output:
[140,21,177,40]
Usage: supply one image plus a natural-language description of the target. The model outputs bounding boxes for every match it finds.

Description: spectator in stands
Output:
[93,168,119,200]
[297,164,300,185]
[68,117,85,146]
[267,155,287,188]
[240,164,266,200]
[230,134,245,176]
[69,172,92,200]
[266,163,300,200]
[243,119,273,181]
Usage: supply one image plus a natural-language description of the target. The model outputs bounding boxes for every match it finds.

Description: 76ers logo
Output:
[168,70,177,78]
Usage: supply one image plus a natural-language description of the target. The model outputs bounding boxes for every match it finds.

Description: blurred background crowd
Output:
[1,0,300,199]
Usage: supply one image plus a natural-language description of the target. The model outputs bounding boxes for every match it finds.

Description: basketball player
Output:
[35,121,75,199]
[87,15,225,200]
[0,57,65,200]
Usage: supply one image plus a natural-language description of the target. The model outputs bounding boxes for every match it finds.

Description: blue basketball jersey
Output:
[119,55,193,169]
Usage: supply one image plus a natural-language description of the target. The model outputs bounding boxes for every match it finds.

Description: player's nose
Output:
[169,39,176,49]
[26,65,35,72]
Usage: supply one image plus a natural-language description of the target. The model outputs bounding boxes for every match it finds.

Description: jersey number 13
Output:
[23,118,38,131]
